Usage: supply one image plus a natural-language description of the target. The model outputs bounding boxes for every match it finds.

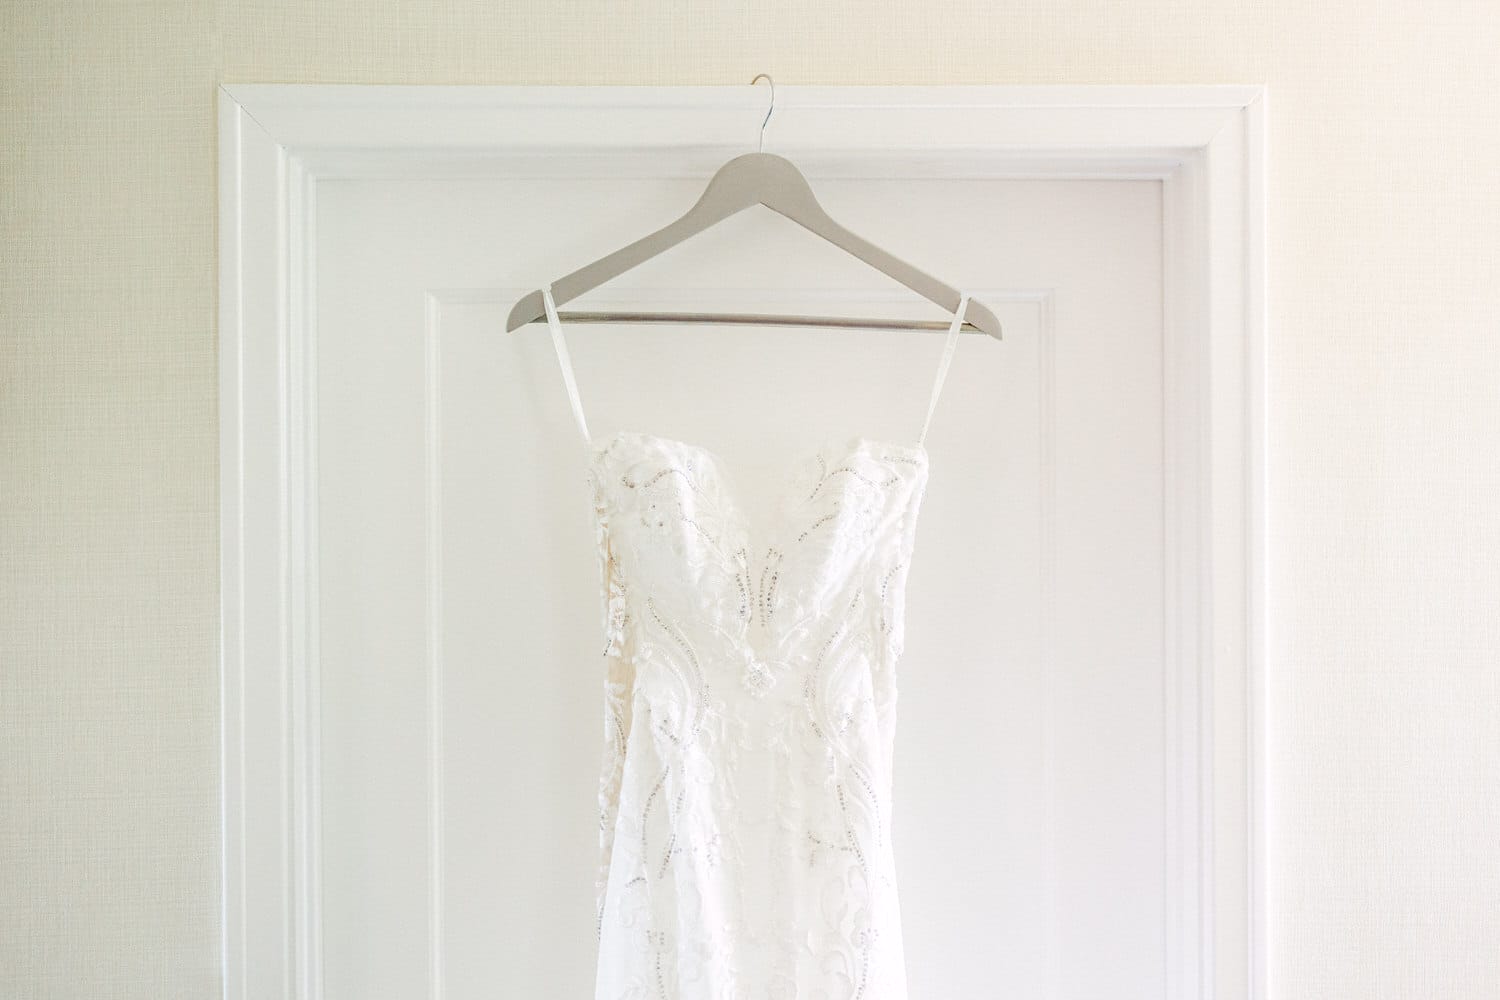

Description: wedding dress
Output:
[543,287,970,1000]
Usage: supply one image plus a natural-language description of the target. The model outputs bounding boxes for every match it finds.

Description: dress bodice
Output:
[588,429,927,999]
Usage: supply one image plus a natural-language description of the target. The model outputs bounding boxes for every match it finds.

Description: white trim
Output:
[216,84,244,1000]
[423,291,448,1000]
[287,149,323,1000]
[218,83,1268,1000]
[1162,141,1213,1000]
[1036,286,1063,996]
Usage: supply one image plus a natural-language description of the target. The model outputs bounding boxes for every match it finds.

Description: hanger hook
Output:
[751,73,775,153]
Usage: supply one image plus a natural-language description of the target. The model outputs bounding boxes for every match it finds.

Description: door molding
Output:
[218,83,1268,1000]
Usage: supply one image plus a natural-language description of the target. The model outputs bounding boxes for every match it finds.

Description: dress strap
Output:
[917,291,971,447]
[541,286,593,447]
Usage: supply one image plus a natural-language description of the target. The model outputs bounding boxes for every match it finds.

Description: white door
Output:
[313,165,1164,998]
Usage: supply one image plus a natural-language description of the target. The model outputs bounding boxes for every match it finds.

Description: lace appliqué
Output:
[587,431,925,999]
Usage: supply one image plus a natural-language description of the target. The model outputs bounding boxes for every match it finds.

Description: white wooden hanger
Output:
[506,75,1002,339]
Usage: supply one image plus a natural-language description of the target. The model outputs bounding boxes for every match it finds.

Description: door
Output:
[312,168,1164,997]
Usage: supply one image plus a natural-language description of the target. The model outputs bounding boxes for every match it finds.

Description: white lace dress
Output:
[541,288,971,1000]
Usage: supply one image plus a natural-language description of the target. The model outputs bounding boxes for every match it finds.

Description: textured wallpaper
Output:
[3,0,1497,997]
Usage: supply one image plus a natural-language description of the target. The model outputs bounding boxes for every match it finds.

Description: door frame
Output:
[217,83,1268,1000]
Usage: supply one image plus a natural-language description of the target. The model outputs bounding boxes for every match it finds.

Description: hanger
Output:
[506,74,1002,339]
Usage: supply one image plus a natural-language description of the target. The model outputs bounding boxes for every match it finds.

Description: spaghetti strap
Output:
[542,286,593,447]
[917,291,971,447]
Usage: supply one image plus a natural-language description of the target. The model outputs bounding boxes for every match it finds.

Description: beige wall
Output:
[4,1,1497,996]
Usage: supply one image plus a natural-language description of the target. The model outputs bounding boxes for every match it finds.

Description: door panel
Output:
[315,170,1163,998]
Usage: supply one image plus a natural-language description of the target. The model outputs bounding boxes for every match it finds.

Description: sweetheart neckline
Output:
[588,428,929,543]
[588,427,929,477]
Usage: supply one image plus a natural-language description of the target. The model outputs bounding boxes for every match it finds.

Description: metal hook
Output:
[751,73,774,152]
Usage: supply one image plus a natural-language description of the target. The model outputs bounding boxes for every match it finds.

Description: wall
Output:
[3,1,1496,997]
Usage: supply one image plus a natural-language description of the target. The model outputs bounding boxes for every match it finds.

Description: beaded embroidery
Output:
[585,431,925,999]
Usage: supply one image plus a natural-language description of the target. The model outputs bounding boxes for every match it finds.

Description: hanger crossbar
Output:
[526,310,991,333]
